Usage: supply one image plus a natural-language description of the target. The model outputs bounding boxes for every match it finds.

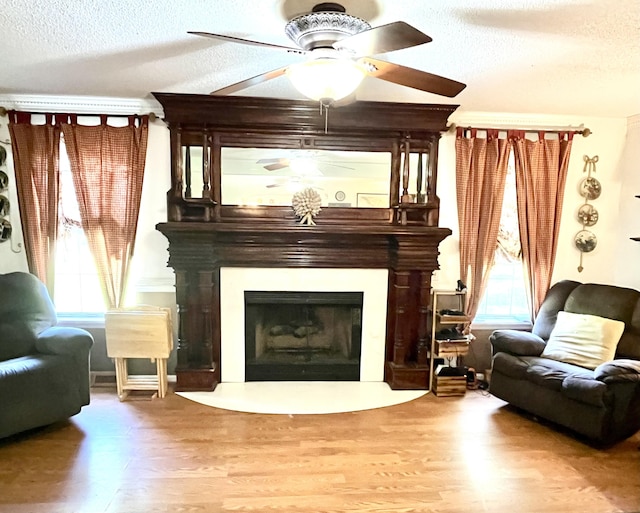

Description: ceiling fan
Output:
[188,2,466,103]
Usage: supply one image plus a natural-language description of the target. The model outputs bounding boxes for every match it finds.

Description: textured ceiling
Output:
[2,0,639,117]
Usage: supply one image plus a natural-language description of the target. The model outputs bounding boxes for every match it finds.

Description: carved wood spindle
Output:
[401,139,411,203]
[202,131,210,195]
[425,149,432,199]
[416,152,424,203]
[427,135,439,201]
[184,146,192,198]
[389,139,401,208]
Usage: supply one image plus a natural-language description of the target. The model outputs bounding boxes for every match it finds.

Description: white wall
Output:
[1,101,639,295]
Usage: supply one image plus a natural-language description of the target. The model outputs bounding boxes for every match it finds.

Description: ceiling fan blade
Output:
[333,22,432,56]
[210,66,290,96]
[359,57,466,98]
[257,158,289,171]
[264,163,289,171]
[188,31,304,54]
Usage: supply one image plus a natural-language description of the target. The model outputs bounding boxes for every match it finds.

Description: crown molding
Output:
[0,94,164,117]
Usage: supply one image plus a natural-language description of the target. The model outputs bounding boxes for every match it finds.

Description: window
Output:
[54,137,104,315]
[474,153,530,325]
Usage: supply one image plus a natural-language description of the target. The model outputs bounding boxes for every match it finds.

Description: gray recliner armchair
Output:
[489,280,640,445]
[0,272,94,439]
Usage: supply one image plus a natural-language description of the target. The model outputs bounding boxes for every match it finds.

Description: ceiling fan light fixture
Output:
[286,57,365,102]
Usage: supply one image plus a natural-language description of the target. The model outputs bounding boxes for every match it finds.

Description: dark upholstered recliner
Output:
[0,272,93,439]
[489,280,640,445]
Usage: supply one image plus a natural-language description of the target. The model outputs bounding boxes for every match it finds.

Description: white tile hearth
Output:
[177,382,427,415]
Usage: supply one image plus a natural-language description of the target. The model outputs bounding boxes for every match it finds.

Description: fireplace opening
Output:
[244,291,363,381]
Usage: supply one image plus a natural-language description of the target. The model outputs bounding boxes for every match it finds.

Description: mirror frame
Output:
[153,93,457,227]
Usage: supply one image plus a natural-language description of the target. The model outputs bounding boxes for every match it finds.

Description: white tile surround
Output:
[220,268,389,383]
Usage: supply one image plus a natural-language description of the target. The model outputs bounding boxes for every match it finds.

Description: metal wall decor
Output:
[0,137,19,251]
[0,144,10,244]
[576,155,600,272]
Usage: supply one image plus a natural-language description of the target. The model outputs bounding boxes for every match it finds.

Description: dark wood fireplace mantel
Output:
[152,93,458,391]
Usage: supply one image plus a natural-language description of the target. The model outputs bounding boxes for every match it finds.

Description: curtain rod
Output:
[0,106,158,121]
[449,123,591,137]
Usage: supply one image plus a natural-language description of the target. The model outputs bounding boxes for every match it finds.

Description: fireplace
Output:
[244,291,363,381]
[153,93,457,391]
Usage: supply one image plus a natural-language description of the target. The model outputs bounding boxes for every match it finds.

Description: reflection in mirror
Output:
[221,148,392,207]
[0,219,11,243]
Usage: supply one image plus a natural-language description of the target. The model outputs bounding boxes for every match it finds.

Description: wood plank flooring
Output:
[0,387,639,513]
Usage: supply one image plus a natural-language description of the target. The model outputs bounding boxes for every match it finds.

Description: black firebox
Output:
[244,291,363,381]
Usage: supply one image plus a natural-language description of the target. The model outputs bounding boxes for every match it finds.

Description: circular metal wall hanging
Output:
[0,195,9,216]
[334,190,346,202]
[0,170,8,191]
[575,229,597,253]
[0,219,11,243]
[577,204,599,226]
[579,176,601,200]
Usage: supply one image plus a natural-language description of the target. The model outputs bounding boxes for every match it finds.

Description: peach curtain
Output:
[61,115,149,308]
[510,131,574,318]
[8,112,61,294]
[455,128,510,320]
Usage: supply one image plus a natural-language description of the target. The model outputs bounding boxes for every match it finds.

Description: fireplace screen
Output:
[244,291,363,381]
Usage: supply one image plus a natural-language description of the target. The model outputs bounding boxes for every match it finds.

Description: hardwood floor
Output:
[1,387,639,513]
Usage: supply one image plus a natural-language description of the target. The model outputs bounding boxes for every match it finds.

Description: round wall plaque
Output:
[579,177,602,200]
[577,204,599,226]
[575,229,597,253]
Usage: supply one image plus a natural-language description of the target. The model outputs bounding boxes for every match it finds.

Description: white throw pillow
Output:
[541,311,625,369]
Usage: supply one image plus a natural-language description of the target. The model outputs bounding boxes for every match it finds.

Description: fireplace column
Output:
[166,236,219,392]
